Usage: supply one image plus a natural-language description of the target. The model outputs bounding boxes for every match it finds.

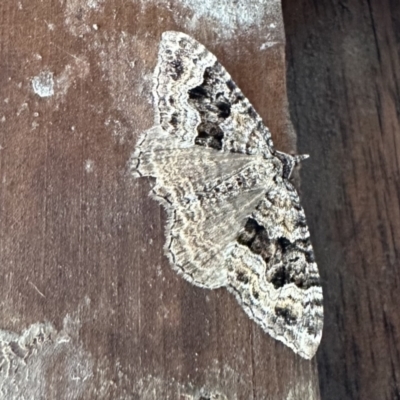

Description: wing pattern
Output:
[132,31,323,359]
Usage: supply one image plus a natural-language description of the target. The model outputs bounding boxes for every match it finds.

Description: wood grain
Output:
[0,0,320,399]
[284,0,400,398]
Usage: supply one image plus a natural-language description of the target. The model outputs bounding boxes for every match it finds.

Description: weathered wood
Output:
[284,0,400,398]
[0,0,321,399]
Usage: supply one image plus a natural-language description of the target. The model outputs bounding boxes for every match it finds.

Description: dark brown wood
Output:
[0,1,321,399]
[284,0,400,399]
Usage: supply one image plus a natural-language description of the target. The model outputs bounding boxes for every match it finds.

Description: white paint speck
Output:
[16,103,28,116]
[85,160,94,173]
[260,41,279,50]
[29,281,45,297]
[32,71,54,97]
[174,0,281,39]
[92,24,98,30]
[87,0,103,9]
[45,21,55,30]
[0,305,93,400]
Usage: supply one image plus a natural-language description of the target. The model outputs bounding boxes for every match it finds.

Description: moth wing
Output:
[134,127,277,288]
[133,32,323,359]
[227,179,323,359]
[154,31,275,157]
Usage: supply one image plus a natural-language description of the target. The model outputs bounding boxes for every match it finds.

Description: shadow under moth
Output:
[132,31,323,359]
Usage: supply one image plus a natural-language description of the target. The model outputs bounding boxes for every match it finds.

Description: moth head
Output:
[274,151,309,179]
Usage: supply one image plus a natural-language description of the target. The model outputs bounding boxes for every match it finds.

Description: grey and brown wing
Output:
[153,31,275,157]
[227,178,323,359]
[133,31,323,359]
[133,127,277,289]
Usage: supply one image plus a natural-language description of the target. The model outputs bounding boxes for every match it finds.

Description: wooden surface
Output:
[0,1,320,399]
[0,0,398,399]
[284,0,400,399]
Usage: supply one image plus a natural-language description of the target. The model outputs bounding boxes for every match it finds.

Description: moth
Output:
[132,31,323,359]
